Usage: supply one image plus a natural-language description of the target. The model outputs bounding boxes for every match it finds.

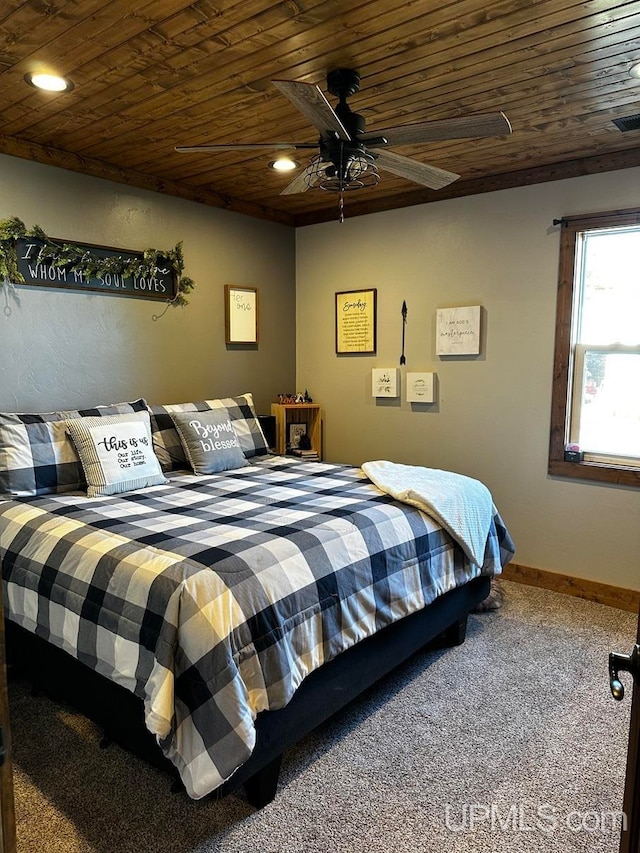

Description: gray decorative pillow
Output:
[0,399,148,498]
[65,411,168,497]
[170,410,249,475]
[203,393,269,458]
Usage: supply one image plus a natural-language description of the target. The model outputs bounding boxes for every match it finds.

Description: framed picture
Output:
[406,372,435,403]
[436,305,481,355]
[288,422,307,449]
[372,368,398,398]
[335,288,377,354]
[225,285,259,344]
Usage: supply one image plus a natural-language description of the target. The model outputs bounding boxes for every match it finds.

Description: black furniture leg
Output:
[439,616,468,647]
[243,753,283,808]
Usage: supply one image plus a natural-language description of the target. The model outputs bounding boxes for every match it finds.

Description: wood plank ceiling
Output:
[1,0,640,227]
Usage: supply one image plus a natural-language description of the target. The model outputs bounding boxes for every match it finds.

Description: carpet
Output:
[9,581,635,852]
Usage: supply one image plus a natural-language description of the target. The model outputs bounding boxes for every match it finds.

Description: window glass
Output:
[574,348,640,458]
[578,229,640,345]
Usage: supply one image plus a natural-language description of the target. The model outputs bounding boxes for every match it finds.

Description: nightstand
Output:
[270,403,322,459]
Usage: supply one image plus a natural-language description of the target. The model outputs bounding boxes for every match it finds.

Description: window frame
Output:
[548,207,640,487]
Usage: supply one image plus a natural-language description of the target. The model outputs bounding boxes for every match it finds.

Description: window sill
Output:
[548,457,640,487]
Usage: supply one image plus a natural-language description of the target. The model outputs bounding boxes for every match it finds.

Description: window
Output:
[549,208,640,487]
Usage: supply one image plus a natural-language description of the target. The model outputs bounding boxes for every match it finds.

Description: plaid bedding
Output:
[0,457,514,799]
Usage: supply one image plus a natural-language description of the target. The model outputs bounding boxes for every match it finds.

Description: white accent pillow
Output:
[66,411,168,497]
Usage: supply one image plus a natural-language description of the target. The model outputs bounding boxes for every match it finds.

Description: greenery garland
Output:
[0,217,195,307]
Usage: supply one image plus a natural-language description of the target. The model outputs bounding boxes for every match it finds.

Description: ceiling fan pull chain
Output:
[338,141,346,222]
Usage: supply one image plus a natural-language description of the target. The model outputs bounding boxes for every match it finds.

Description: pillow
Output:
[148,401,212,472]
[0,399,148,498]
[65,411,168,498]
[203,394,269,459]
[149,393,269,472]
[170,410,248,475]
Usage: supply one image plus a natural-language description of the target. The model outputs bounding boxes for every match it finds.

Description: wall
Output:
[296,170,640,590]
[0,155,295,415]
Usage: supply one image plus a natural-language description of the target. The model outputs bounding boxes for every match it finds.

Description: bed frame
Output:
[7,574,489,808]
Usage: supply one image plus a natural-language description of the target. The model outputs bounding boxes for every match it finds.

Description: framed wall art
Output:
[372,368,398,398]
[406,372,435,403]
[335,288,377,354]
[436,305,481,356]
[225,284,259,344]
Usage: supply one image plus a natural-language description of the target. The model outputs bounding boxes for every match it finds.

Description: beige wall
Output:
[1,153,636,589]
[296,170,640,590]
[0,155,295,415]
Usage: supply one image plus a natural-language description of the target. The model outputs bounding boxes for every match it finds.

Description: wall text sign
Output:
[335,288,377,354]
[15,237,176,301]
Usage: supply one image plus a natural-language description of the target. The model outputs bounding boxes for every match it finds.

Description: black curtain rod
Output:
[553,208,640,227]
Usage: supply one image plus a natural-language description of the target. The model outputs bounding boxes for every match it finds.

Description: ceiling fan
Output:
[176,69,512,200]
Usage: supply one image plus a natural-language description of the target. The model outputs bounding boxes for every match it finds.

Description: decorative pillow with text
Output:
[65,411,168,497]
[170,410,249,475]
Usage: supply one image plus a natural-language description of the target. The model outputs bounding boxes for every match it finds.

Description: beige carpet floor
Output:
[9,581,635,852]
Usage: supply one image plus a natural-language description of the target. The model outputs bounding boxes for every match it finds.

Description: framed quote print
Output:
[225,285,259,344]
[335,288,377,354]
[436,305,481,356]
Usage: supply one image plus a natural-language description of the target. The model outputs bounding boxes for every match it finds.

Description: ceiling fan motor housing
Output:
[321,69,371,182]
[327,68,361,99]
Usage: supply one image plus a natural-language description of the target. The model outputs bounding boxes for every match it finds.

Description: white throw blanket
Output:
[361,460,494,567]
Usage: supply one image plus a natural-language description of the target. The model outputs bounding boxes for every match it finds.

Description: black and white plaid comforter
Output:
[0,457,514,799]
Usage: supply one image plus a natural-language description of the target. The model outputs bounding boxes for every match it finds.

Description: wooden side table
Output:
[270,403,322,459]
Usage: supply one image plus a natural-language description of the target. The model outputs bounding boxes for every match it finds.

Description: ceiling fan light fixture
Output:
[269,157,298,172]
[629,62,640,79]
[24,71,74,92]
[306,152,379,192]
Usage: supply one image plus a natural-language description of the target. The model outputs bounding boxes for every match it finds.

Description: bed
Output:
[0,397,514,806]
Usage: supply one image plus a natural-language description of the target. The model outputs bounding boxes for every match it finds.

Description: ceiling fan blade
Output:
[279,163,320,195]
[272,79,351,141]
[364,112,512,146]
[175,143,317,152]
[375,150,460,190]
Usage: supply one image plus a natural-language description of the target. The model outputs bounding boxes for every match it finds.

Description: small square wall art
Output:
[372,368,398,398]
[406,372,435,403]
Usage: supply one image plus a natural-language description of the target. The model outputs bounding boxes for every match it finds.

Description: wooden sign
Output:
[335,288,377,354]
[14,237,176,301]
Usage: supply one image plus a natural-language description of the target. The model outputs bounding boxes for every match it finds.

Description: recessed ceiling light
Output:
[269,157,298,172]
[629,62,640,79]
[24,72,74,92]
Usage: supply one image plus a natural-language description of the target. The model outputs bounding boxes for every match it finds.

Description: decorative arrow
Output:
[400,300,407,365]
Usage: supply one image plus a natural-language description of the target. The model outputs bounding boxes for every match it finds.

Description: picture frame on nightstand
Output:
[288,423,307,450]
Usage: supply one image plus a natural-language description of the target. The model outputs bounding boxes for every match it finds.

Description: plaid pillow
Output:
[148,401,213,472]
[205,394,269,459]
[0,399,148,498]
[149,393,269,472]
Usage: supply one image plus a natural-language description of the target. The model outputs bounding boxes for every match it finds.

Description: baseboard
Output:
[502,563,639,613]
